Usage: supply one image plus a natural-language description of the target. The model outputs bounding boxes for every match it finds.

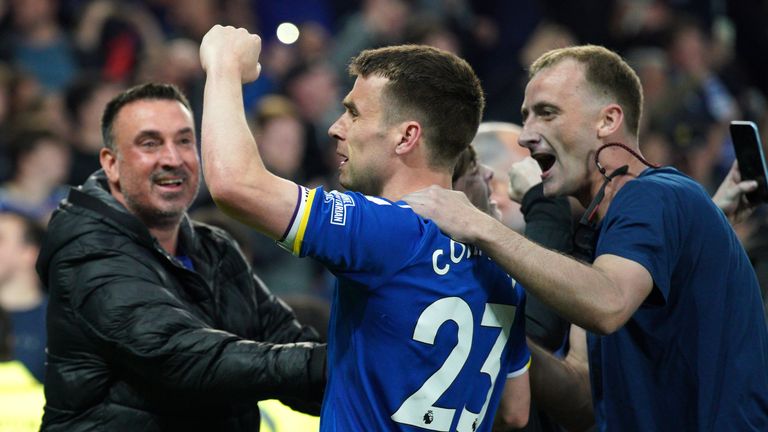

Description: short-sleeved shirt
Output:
[589,167,768,431]
[281,186,530,432]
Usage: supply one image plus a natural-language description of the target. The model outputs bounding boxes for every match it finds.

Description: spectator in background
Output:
[0,64,46,139]
[295,22,333,64]
[0,304,44,431]
[2,0,78,94]
[36,82,326,430]
[483,21,576,124]
[403,14,462,55]
[167,0,222,42]
[654,16,738,187]
[0,128,70,224]
[253,95,307,182]
[451,145,499,219]
[330,0,411,88]
[73,0,166,83]
[625,48,674,169]
[471,122,533,232]
[64,74,123,186]
[0,211,46,383]
[0,63,13,130]
[282,60,341,183]
[0,63,16,180]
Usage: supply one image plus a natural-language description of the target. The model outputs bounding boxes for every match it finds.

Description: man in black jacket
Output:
[36,83,326,431]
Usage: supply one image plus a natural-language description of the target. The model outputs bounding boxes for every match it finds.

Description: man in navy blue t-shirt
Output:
[405,45,768,431]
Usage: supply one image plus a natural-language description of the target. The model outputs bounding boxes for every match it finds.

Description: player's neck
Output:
[587,156,648,221]
[381,169,452,202]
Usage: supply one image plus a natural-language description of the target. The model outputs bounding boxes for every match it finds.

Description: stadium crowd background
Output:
[0,0,767,388]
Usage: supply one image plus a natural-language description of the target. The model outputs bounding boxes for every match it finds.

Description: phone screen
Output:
[730,120,768,203]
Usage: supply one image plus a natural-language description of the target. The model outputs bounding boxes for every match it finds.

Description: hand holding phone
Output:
[729,120,768,203]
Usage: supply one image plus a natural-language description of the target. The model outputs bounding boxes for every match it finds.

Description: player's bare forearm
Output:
[475,218,650,334]
[403,186,644,333]
[200,25,299,239]
[493,374,531,430]
[528,339,593,431]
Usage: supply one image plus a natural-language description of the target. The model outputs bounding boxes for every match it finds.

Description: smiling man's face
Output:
[101,99,200,228]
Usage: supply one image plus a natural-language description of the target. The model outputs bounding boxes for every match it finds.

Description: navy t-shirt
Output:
[589,167,768,431]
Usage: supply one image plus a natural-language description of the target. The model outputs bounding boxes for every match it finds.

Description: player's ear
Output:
[597,103,623,139]
[395,121,421,155]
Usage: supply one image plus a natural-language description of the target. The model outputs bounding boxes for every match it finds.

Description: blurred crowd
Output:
[0,0,767,389]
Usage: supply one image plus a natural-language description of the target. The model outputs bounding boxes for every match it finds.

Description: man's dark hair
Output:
[6,128,66,178]
[529,45,643,137]
[101,83,192,151]
[349,45,485,169]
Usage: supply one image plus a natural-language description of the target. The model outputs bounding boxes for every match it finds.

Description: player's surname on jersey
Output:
[432,239,483,276]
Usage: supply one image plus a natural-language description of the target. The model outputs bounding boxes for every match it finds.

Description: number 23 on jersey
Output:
[392,297,518,431]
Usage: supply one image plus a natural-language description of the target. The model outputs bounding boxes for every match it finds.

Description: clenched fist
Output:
[200,25,262,83]
[507,157,542,203]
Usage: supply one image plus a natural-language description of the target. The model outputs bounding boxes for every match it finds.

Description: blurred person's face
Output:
[290,64,338,121]
[366,0,409,41]
[474,128,529,231]
[42,94,71,141]
[328,75,395,196]
[0,215,35,284]
[11,0,54,30]
[637,62,667,107]
[162,39,203,87]
[101,99,200,228]
[422,31,460,55]
[298,23,330,60]
[671,27,708,76]
[258,116,305,178]
[520,59,603,200]
[262,42,296,80]
[453,160,501,220]
[170,0,216,39]
[22,139,70,187]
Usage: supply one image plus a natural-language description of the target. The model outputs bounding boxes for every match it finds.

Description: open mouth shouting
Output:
[531,153,556,179]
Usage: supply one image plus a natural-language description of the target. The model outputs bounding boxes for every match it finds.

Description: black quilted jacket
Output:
[36,172,326,431]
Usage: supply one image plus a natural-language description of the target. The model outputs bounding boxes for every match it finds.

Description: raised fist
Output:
[200,25,262,83]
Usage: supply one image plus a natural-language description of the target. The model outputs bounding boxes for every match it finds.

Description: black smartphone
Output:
[730,120,768,203]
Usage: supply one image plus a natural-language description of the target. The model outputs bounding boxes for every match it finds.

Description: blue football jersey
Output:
[280,186,530,432]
